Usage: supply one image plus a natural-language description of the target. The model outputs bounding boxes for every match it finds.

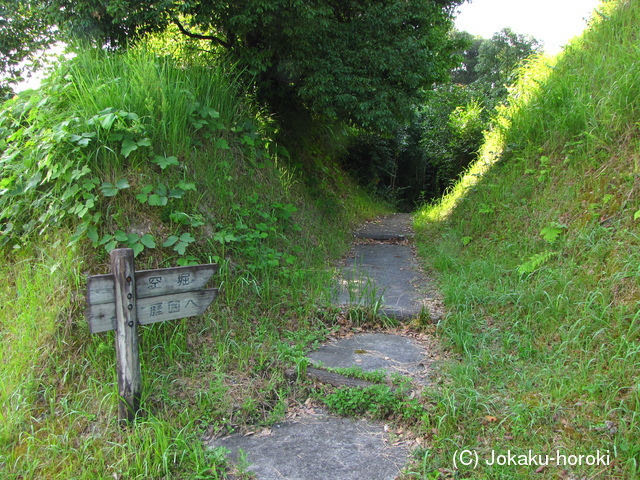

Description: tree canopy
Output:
[453,28,543,105]
[33,0,464,132]
[0,1,54,97]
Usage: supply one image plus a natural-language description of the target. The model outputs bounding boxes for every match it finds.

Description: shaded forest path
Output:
[209,214,444,479]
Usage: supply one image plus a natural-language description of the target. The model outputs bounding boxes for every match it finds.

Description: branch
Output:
[172,18,231,49]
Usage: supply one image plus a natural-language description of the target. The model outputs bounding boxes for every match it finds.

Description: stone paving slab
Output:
[307,333,430,384]
[353,213,414,240]
[209,411,409,480]
[334,243,431,320]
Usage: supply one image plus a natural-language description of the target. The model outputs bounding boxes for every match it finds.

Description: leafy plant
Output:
[540,223,565,243]
[516,250,557,275]
[323,385,399,418]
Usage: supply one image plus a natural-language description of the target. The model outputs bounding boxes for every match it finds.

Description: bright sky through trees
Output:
[454,0,602,54]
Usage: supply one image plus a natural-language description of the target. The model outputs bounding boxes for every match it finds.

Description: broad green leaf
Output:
[132,242,145,257]
[82,178,98,191]
[100,182,119,197]
[168,188,185,198]
[179,233,195,243]
[163,235,179,247]
[140,234,156,248]
[148,194,168,206]
[114,230,128,242]
[121,138,138,157]
[87,226,99,244]
[202,106,220,118]
[100,113,117,130]
[155,183,167,196]
[126,233,139,244]
[115,178,130,190]
[215,138,230,150]
[152,155,179,170]
[61,184,81,201]
[170,212,190,225]
[99,234,113,245]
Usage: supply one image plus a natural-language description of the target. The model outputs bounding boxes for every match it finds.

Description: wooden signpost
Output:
[86,248,218,423]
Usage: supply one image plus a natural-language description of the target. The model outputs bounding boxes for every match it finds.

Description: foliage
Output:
[417,86,486,198]
[323,385,400,418]
[341,26,541,208]
[43,0,463,133]
[450,30,484,85]
[0,39,389,479]
[413,0,640,477]
[343,85,487,209]
[467,28,542,107]
[0,44,317,281]
[0,1,55,97]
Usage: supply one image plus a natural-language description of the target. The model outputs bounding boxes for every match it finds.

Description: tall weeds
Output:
[413,0,640,477]
[0,40,387,478]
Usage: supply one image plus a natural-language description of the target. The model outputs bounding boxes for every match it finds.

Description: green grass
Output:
[0,38,390,478]
[410,1,640,478]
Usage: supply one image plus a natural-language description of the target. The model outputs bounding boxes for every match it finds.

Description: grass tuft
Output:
[412,0,640,478]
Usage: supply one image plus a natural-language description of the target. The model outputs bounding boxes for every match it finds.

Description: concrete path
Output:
[334,213,439,321]
[212,412,409,480]
[307,332,431,385]
[208,214,440,480]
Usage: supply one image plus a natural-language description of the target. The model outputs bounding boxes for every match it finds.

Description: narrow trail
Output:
[209,213,445,480]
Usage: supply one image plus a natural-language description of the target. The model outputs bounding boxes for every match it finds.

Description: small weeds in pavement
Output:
[325,366,388,384]
[321,384,429,425]
[323,385,399,417]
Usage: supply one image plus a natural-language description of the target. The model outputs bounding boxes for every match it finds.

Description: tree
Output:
[0,1,55,97]
[43,0,463,133]
[471,28,542,105]
[450,30,484,85]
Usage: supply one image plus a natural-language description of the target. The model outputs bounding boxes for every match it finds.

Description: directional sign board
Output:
[85,249,220,423]
[87,264,218,333]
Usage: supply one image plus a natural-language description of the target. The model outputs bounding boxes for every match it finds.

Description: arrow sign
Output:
[87,263,218,333]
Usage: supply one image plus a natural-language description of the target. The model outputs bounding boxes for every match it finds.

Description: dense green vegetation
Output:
[0,1,54,97]
[0,39,390,478]
[343,27,542,210]
[412,0,640,477]
[2,0,638,478]
[2,0,463,134]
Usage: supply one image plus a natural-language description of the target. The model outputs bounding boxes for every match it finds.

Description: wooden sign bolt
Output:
[86,248,218,424]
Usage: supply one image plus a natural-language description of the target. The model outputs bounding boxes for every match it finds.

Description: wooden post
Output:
[110,248,141,424]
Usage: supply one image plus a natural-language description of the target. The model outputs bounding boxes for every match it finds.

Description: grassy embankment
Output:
[411,0,640,478]
[0,42,389,478]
